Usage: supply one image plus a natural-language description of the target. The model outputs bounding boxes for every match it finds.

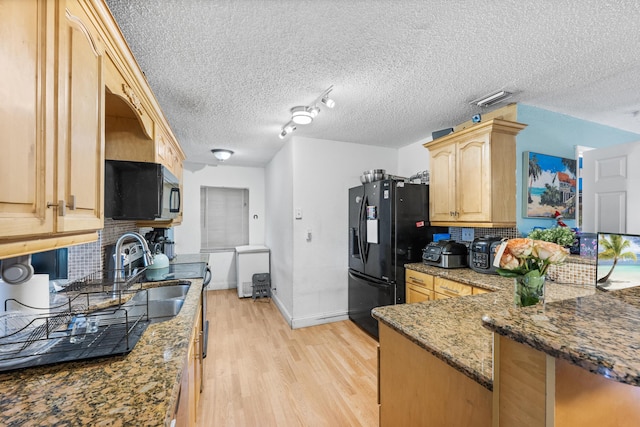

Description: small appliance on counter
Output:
[469,236,503,275]
[422,240,468,269]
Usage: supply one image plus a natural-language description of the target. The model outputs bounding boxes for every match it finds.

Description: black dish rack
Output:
[0,269,149,373]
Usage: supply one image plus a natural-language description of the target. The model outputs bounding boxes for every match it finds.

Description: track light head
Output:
[321,95,335,108]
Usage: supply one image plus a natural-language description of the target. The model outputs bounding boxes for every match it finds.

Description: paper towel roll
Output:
[0,274,50,314]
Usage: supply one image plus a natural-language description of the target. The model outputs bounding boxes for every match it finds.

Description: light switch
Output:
[295,208,303,219]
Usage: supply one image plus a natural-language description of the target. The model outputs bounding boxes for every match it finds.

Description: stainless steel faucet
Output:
[114,232,154,282]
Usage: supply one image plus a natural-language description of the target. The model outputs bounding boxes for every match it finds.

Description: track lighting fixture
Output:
[278,86,335,138]
[291,106,316,125]
[211,149,234,161]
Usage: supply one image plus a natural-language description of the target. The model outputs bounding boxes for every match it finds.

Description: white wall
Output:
[174,164,266,289]
[272,136,398,328]
[265,142,295,322]
[398,137,432,179]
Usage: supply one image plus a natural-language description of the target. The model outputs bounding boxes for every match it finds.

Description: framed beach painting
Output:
[523,151,577,219]
[596,233,640,291]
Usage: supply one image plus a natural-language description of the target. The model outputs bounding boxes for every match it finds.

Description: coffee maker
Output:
[144,228,175,260]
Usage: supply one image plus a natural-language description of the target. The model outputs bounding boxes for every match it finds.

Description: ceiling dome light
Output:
[291,106,314,125]
[211,149,234,161]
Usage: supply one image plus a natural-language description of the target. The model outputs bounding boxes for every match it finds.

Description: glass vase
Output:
[514,274,546,307]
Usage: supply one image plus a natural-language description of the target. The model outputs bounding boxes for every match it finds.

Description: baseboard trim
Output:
[270,294,348,329]
[291,311,349,329]
[207,281,235,291]
[270,292,293,328]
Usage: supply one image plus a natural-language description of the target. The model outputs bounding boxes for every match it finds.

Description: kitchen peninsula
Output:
[0,279,204,426]
[373,263,596,426]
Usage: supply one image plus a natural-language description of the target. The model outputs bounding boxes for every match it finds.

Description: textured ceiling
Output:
[105,0,640,167]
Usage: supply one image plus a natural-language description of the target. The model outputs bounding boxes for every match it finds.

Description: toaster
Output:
[422,240,468,269]
[469,236,504,274]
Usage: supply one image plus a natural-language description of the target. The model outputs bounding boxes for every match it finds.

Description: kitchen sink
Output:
[135,284,190,301]
[124,283,190,324]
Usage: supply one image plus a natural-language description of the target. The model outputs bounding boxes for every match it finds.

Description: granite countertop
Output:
[0,278,203,426]
[372,263,595,390]
[483,286,640,387]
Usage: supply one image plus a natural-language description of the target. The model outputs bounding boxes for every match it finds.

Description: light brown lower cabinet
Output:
[173,297,203,427]
[378,323,492,426]
[495,335,640,427]
[406,268,490,302]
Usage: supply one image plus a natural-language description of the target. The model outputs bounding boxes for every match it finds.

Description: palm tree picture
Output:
[528,154,542,204]
[524,151,577,218]
[597,234,639,287]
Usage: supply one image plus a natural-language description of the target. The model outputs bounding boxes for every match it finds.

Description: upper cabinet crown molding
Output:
[424,119,527,228]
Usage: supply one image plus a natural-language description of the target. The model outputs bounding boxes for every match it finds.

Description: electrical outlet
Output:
[461,228,475,242]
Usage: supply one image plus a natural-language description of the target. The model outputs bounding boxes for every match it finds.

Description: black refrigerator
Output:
[348,179,442,339]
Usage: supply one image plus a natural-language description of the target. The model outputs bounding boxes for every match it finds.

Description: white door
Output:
[582,140,640,234]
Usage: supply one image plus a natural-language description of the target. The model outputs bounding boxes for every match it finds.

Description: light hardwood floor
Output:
[196,289,379,427]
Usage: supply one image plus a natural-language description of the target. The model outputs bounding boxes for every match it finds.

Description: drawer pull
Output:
[440,285,460,294]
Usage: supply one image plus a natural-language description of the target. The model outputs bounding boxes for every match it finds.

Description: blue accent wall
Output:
[516,104,640,235]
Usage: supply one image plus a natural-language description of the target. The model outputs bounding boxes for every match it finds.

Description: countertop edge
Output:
[373,310,494,390]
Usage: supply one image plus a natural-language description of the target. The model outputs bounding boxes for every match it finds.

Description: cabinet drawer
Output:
[405,269,434,290]
[434,278,472,298]
[406,284,434,304]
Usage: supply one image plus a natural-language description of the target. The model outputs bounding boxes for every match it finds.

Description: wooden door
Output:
[429,144,456,222]
[456,132,491,222]
[57,2,104,233]
[582,140,640,234]
[0,0,56,238]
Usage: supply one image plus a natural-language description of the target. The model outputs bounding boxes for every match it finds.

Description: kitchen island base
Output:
[378,323,491,426]
[494,335,640,427]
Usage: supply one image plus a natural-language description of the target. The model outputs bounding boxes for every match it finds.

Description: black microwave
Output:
[105,160,180,221]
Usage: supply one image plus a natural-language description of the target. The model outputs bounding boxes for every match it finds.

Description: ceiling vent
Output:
[470,90,513,107]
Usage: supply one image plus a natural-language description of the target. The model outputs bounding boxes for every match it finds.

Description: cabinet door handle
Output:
[67,195,76,210]
[47,200,66,216]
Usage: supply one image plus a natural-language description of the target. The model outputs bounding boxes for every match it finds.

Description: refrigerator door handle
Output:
[359,196,369,263]
[348,270,391,290]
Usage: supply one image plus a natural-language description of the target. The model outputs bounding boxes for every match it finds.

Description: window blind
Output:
[200,186,249,251]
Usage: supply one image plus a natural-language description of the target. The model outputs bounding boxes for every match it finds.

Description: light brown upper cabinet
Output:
[58,0,105,234]
[0,0,184,258]
[0,0,103,258]
[424,119,526,227]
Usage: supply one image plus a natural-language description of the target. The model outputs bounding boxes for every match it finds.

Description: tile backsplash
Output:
[449,227,521,241]
[66,219,138,281]
[449,226,596,286]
